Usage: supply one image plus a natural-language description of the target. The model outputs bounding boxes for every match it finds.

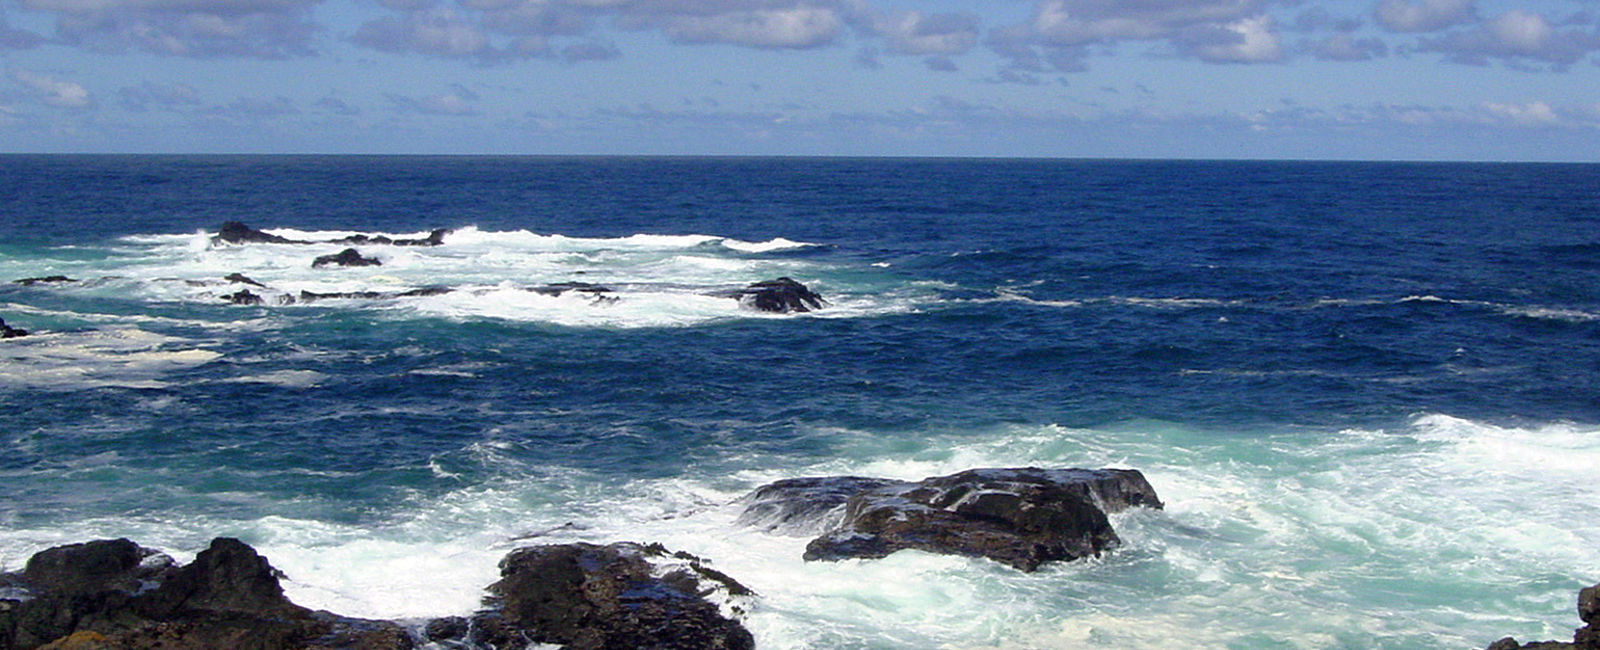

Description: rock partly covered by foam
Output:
[213,222,449,247]
[311,248,382,268]
[1487,582,1600,650]
[722,277,827,313]
[449,541,754,650]
[0,317,27,339]
[740,467,1162,572]
[0,538,410,650]
[11,276,75,286]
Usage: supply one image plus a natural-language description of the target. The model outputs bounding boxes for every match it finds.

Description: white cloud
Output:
[1187,14,1283,63]
[1483,101,1559,126]
[663,7,842,49]
[1373,0,1474,33]
[1416,9,1600,68]
[10,69,96,108]
[874,11,978,56]
[21,0,320,58]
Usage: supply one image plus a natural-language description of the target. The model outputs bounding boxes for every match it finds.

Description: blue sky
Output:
[2,0,1598,160]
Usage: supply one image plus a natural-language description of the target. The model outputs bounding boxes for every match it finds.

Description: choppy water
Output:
[2,155,1597,648]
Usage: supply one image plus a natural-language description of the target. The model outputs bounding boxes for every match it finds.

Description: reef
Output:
[0,317,28,339]
[212,222,450,248]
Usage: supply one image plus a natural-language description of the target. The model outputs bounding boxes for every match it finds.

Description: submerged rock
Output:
[0,538,410,650]
[11,276,75,286]
[311,248,382,268]
[330,228,451,247]
[1488,582,1600,649]
[721,277,827,313]
[459,541,754,650]
[0,317,27,339]
[741,467,1162,572]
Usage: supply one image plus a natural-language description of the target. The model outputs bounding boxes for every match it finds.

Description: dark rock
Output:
[741,467,1162,572]
[725,277,826,313]
[0,317,28,339]
[12,276,76,286]
[466,542,753,650]
[331,228,451,247]
[311,248,382,268]
[222,289,264,305]
[736,476,907,536]
[1487,581,1600,650]
[530,282,613,297]
[0,538,411,650]
[296,287,452,303]
[214,222,450,248]
[223,273,266,287]
[213,221,301,245]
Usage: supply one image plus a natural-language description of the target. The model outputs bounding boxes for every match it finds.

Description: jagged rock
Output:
[311,249,382,268]
[741,468,1162,572]
[12,276,75,286]
[213,221,301,245]
[459,542,754,650]
[0,538,411,650]
[1486,581,1600,650]
[222,290,264,305]
[0,318,28,339]
[223,273,266,287]
[724,277,826,313]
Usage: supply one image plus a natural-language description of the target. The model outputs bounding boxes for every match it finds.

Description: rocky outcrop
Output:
[2,538,756,650]
[740,467,1162,572]
[311,249,382,268]
[1488,582,1600,650]
[0,317,27,339]
[214,221,302,245]
[212,222,450,247]
[0,538,410,650]
[437,542,754,650]
[721,277,827,313]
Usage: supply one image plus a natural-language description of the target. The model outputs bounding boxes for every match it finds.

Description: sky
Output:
[1,0,1598,160]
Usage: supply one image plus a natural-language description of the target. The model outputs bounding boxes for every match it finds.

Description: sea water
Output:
[1,156,1597,648]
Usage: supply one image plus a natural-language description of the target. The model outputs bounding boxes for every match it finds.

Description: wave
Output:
[0,415,1593,647]
[2,226,883,329]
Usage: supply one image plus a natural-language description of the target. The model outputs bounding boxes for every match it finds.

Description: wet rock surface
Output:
[2,538,754,650]
[0,538,409,650]
[311,248,382,268]
[741,467,1163,571]
[722,277,827,313]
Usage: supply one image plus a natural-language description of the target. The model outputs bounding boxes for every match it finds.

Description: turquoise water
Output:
[1,156,1597,648]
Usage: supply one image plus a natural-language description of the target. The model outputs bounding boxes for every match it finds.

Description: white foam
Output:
[0,327,221,389]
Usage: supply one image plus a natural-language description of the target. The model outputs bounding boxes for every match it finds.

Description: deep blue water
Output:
[1,156,1598,648]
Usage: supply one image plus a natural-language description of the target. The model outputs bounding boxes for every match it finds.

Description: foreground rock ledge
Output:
[739,467,1163,572]
[1488,582,1600,650]
[0,538,753,650]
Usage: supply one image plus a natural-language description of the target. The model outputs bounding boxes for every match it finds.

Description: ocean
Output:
[1,155,1596,649]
